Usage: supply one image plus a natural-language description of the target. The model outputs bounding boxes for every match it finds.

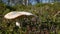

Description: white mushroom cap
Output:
[16,22,20,27]
[16,22,21,28]
[4,11,34,19]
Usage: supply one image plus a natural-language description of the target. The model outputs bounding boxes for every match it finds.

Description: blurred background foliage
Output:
[0,1,60,34]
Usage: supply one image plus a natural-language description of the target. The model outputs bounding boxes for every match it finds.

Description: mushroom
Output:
[4,11,35,28]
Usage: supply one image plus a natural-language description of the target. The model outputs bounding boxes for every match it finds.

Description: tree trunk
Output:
[23,0,29,6]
